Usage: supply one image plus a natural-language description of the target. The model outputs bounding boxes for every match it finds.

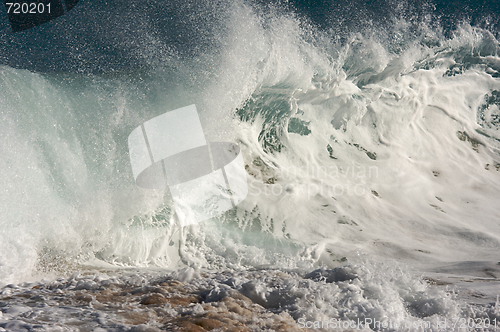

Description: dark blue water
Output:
[1,0,499,74]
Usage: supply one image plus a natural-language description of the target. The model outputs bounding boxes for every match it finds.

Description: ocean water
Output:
[1,0,500,331]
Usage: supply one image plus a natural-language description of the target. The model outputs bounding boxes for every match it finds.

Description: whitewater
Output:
[1,1,500,330]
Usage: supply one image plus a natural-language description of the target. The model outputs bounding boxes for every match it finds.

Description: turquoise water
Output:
[1,1,500,330]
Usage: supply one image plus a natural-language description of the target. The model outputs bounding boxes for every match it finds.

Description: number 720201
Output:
[5,2,51,14]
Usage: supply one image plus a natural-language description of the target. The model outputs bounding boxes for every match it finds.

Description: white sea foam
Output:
[1,1,500,329]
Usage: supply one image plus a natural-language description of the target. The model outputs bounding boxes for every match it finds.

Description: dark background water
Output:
[0,0,499,73]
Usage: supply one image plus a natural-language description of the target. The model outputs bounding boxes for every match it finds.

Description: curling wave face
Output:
[0,0,499,319]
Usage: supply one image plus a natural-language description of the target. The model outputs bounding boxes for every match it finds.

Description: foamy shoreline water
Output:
[0,268,306,332]
[1,261,499,331]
